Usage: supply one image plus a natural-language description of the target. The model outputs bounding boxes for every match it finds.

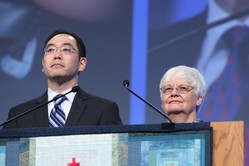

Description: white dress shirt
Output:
[47,87,77,120]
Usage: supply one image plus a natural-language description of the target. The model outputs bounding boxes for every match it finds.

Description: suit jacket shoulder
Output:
[3,92,48,129]
[66,88,122,126]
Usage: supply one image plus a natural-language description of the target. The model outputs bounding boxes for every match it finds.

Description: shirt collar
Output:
[47,87,77,104]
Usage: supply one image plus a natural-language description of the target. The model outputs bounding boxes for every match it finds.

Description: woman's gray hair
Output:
[159,65,206,98]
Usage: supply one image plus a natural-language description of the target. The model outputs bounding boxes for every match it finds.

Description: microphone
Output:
[0,86,79,127]
[123,80,173,123]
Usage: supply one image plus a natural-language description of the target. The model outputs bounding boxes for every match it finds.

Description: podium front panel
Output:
[0,123,212,166]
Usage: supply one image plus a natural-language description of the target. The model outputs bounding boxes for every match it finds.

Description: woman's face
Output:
[161,77,202,117]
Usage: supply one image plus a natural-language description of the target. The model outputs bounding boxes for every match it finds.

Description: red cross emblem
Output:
[68,158,80,166]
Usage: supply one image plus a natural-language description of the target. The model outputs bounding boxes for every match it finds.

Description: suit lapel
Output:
[66,89,88,126]
[34,92,50,127]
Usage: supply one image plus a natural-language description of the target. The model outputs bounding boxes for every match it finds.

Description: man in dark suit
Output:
[3,29,122,129]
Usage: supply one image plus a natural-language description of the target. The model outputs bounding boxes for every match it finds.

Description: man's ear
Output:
[41,58,45,72]
[79,57,87,72]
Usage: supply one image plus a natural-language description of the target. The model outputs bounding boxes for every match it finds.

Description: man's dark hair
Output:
[43,29,86,57]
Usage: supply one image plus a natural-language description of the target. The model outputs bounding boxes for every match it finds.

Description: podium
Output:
[210,121,248,166]
[0,121,247,165]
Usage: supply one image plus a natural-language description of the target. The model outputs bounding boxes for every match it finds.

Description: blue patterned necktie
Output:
[200,26,249,120]
[49,95,67,127]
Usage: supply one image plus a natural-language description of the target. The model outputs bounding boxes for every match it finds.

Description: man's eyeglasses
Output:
[44,45,78,55]
[160,84,194,95]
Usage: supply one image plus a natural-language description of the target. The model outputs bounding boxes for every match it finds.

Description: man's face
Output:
[161,77,202,117]
[42,34,86,83]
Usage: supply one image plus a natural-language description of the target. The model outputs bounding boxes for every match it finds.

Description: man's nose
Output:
[54,49,62,59]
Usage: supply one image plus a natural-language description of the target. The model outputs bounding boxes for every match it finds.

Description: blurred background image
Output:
[1,0,249,128]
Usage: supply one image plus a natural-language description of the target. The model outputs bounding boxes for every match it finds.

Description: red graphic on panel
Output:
[68,158,80,166]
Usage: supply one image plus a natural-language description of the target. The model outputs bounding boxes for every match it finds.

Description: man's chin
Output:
[49,75,69,82]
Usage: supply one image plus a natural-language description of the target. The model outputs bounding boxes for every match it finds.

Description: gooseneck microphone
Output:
[0,86,79,127]
[123,80,173,123]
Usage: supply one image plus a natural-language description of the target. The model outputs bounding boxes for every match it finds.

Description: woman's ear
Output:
[196,96,203,106]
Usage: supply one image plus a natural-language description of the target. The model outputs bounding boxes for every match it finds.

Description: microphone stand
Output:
[123,80,174,125]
